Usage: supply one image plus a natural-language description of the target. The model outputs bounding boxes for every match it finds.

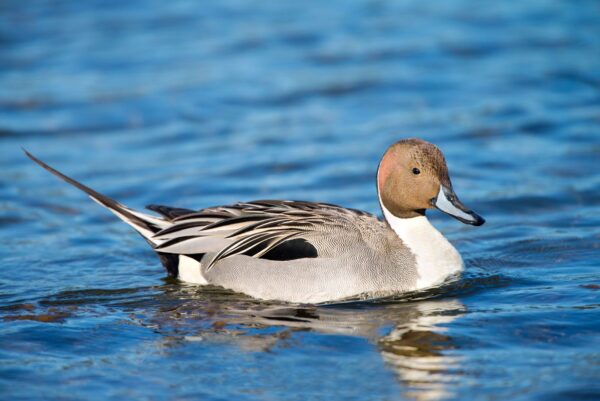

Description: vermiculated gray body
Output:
[200,212,417,303]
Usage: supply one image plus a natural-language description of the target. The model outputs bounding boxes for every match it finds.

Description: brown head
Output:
[377,138,484,225]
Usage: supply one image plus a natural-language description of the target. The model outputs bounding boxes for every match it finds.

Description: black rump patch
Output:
[259,238,318,261]
[156,252,179,277]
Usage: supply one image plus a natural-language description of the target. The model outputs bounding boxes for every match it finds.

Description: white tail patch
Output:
[178,255,208,284]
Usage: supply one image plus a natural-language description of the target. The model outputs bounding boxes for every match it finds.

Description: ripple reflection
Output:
[144,286,464,401]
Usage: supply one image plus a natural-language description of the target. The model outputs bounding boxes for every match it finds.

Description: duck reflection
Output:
[377,301,463,401]
[145,284,464,401]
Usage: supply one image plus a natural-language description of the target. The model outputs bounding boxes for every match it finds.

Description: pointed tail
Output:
[23,149,168,243]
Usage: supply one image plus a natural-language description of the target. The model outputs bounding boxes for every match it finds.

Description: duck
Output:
[24,138,484,304]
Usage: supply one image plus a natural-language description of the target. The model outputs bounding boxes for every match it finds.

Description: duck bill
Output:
[433,186,485,226]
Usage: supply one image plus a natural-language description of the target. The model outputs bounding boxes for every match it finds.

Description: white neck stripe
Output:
[378,192,464,290]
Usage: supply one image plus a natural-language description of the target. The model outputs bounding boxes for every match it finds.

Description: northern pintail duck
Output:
[25,138,484,303]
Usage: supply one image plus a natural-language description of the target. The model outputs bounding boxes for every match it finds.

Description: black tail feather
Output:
[23,149,159,234]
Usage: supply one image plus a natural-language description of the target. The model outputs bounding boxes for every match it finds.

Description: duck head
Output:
[377,138,485,226]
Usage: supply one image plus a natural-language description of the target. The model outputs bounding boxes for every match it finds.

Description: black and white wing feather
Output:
[152,200,369,269]
[23,148,373,272]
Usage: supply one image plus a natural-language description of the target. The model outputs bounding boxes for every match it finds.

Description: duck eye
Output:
[412,167,420,175]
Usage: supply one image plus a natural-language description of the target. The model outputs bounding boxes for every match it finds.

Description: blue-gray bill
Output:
[433,186,485,226]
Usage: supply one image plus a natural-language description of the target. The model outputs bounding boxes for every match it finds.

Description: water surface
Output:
[1,1,599,400]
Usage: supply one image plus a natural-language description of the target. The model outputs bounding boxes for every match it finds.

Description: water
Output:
[1,1,599,400]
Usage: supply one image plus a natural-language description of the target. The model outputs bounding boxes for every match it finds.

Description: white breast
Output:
[382,208,464,290]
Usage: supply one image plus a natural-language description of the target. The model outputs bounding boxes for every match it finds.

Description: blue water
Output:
[1,1,599,400]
